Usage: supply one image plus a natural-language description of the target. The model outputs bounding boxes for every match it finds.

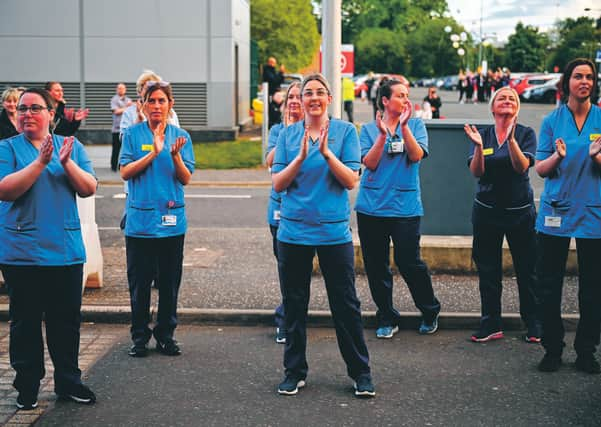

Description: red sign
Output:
[319,44,354,77]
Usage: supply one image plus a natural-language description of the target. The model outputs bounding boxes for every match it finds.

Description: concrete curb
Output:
[0,304,580,331]
[98,180,272,188]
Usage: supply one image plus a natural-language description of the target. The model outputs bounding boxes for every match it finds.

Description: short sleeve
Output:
[266,124,281,159]
[271,127,288,174]
[536,113,554,161]
[359,124,374,158]
[410,118,429,157]
[110,96,119,111]
[340,123,361,171]
[519,126,537,166]
[180,130,196,174]
[120,107,135,134]
[119,127,135,166]
[0,140,15,181]
[72,138,96,178]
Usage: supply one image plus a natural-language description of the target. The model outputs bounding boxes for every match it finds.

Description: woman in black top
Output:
[45,82,89,137]
[423,87,442,118]
[0,88,20,139]
[464,86,541,344]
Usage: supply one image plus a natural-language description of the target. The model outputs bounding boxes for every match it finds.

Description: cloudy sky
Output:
[445,0,598,42]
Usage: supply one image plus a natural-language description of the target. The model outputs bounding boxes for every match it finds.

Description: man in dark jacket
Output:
[262,57,284,96]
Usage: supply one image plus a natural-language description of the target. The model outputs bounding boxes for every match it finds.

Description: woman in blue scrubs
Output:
[464,86,541,344]
[265,81,302,344]
[0,88,97,409]
[120,82,195,358]
[355,79,441,340]
[272,74,374,397]
[534,58,601,374]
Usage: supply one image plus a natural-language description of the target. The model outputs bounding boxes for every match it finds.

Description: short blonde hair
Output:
[136,70,162,95]
[489,86,520,116]
[2,87,20,103]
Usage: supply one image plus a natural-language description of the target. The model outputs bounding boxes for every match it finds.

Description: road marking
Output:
[109,193,251,199]
[95,195,104,199]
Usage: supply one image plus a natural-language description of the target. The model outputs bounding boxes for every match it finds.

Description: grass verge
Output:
[194,139,263,169]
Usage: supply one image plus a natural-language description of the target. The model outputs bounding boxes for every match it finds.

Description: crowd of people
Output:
[0,57,599,408]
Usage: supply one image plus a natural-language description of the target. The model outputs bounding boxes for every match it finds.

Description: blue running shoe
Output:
[376,325,399,339]
[278,375,306,396]
[354,375,376,398]
[419,315,439,335]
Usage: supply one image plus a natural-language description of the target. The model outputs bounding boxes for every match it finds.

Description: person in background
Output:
[45,82,89,137]
[272,73,375,398]
[534,58,601,374]
[423,86,441,119]
[464,86,541,344]
[110,83,132,172]
[355,79,441,340]
[120,81,194,359]
[262,57,284,97]
[458,71,467,104]
[0,88,97,410]
[342,76,355,123]
[0,88,20,140]
[265,81,303,344]
[268,90,284,129]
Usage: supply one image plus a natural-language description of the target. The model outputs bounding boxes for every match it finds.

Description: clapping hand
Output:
[153,122,166,154]
[298,125,309,161]
[74,108,89,121]
[464,124,483,147]
[589,136,601,158]
[399,102,413,125]
[38,134,54,165]
[170,136,187,156]
[59,136,75,165]
[318,120,330,156]
[555,138,566,159]
[376,110,386,135]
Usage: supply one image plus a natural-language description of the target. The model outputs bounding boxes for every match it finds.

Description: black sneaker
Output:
[538,353,562,372]
[128,344,148,358]
[57,383,96,404]
[16,391,38,410]
[156,339,182,356]
[575,355,601,374]
[277,375,306,396]
[354,375,376,398]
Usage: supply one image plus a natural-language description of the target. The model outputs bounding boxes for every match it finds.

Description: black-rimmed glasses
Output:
[16,104,50,115]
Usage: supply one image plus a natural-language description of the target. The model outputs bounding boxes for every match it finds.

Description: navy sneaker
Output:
[275,327,286,344]
[16,391,38,410]
[575,354,601,374]
[128,344,148,357]
[156,339,182,356]
[57,383,96,405]
[376,325,399,339]
[277,375,306,396]
[354,375,376,398]
[419,314,439,335]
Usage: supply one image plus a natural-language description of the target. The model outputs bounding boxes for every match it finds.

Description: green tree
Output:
[504,22,549,71]
[354,27,407,74]
[550,17,598,71]
[251,0,320,72]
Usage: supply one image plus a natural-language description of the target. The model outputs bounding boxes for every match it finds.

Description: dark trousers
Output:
[472,209,539,330]
[278,241,370,380]
[126,235,185,345]
[536,233,601,356]
[344,100,354,123]
[357,213,440,327]
[3,264,83,395]
[269,225,285,329]
[111,132,121,172]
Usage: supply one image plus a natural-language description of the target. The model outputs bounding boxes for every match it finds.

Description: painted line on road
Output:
[110,193,252,199]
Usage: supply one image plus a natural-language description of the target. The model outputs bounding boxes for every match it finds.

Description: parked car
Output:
[521,77,560,104]
[442,75,459,91]
[512,73,560,96]
[413,77,435,87]
[280,73,303,91]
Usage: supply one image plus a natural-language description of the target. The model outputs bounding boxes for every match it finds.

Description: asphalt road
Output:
[34,326,600,427]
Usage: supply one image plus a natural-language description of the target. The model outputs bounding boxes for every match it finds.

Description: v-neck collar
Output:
[566,103,592,136]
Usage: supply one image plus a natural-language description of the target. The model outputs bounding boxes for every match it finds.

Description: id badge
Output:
[544,216,561,228]
[162,215,177,226]
[273,210,281,221]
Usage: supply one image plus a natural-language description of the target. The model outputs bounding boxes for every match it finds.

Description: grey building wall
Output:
[0,0,250,135]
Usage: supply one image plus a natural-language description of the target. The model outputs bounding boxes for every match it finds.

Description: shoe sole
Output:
[275,337,286,344]
[354,389,376,398]
[278,380,305,396]
[524,336,541,344]
[16,401,38,410]
[376,326,399,339]
[471,331,504,343]
[419,323,439,335]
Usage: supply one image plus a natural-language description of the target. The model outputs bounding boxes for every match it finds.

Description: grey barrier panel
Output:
[420,120,493,235]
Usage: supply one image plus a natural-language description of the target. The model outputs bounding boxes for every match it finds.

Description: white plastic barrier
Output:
[77,195,103,291]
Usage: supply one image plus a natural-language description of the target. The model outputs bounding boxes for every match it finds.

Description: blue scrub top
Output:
[0,133,95,266]
[468,124,536,210]
[535,104,601,238]
[267,123,283,227]
[120,122,195,238]
[272,119,361,245]
[355,118,428,217]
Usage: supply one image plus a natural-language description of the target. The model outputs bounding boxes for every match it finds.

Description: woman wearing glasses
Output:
[355,79,441,340]
[265,81,303,344]
[120,81,194,358]
[272,73,374,397]
[0,88,97,410]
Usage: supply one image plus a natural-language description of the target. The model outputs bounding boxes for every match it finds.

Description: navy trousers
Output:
[472,206,539,330]
[126,235,185,345]
[277,241,371,380]
[269,225,285,330]
[3,264,83,395]
[357,213,440,327]
[536,233,601,356]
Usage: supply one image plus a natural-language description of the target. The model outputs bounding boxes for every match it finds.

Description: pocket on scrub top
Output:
[64,220,84,262]
[4,220,38,263]
[127,200,157,235]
